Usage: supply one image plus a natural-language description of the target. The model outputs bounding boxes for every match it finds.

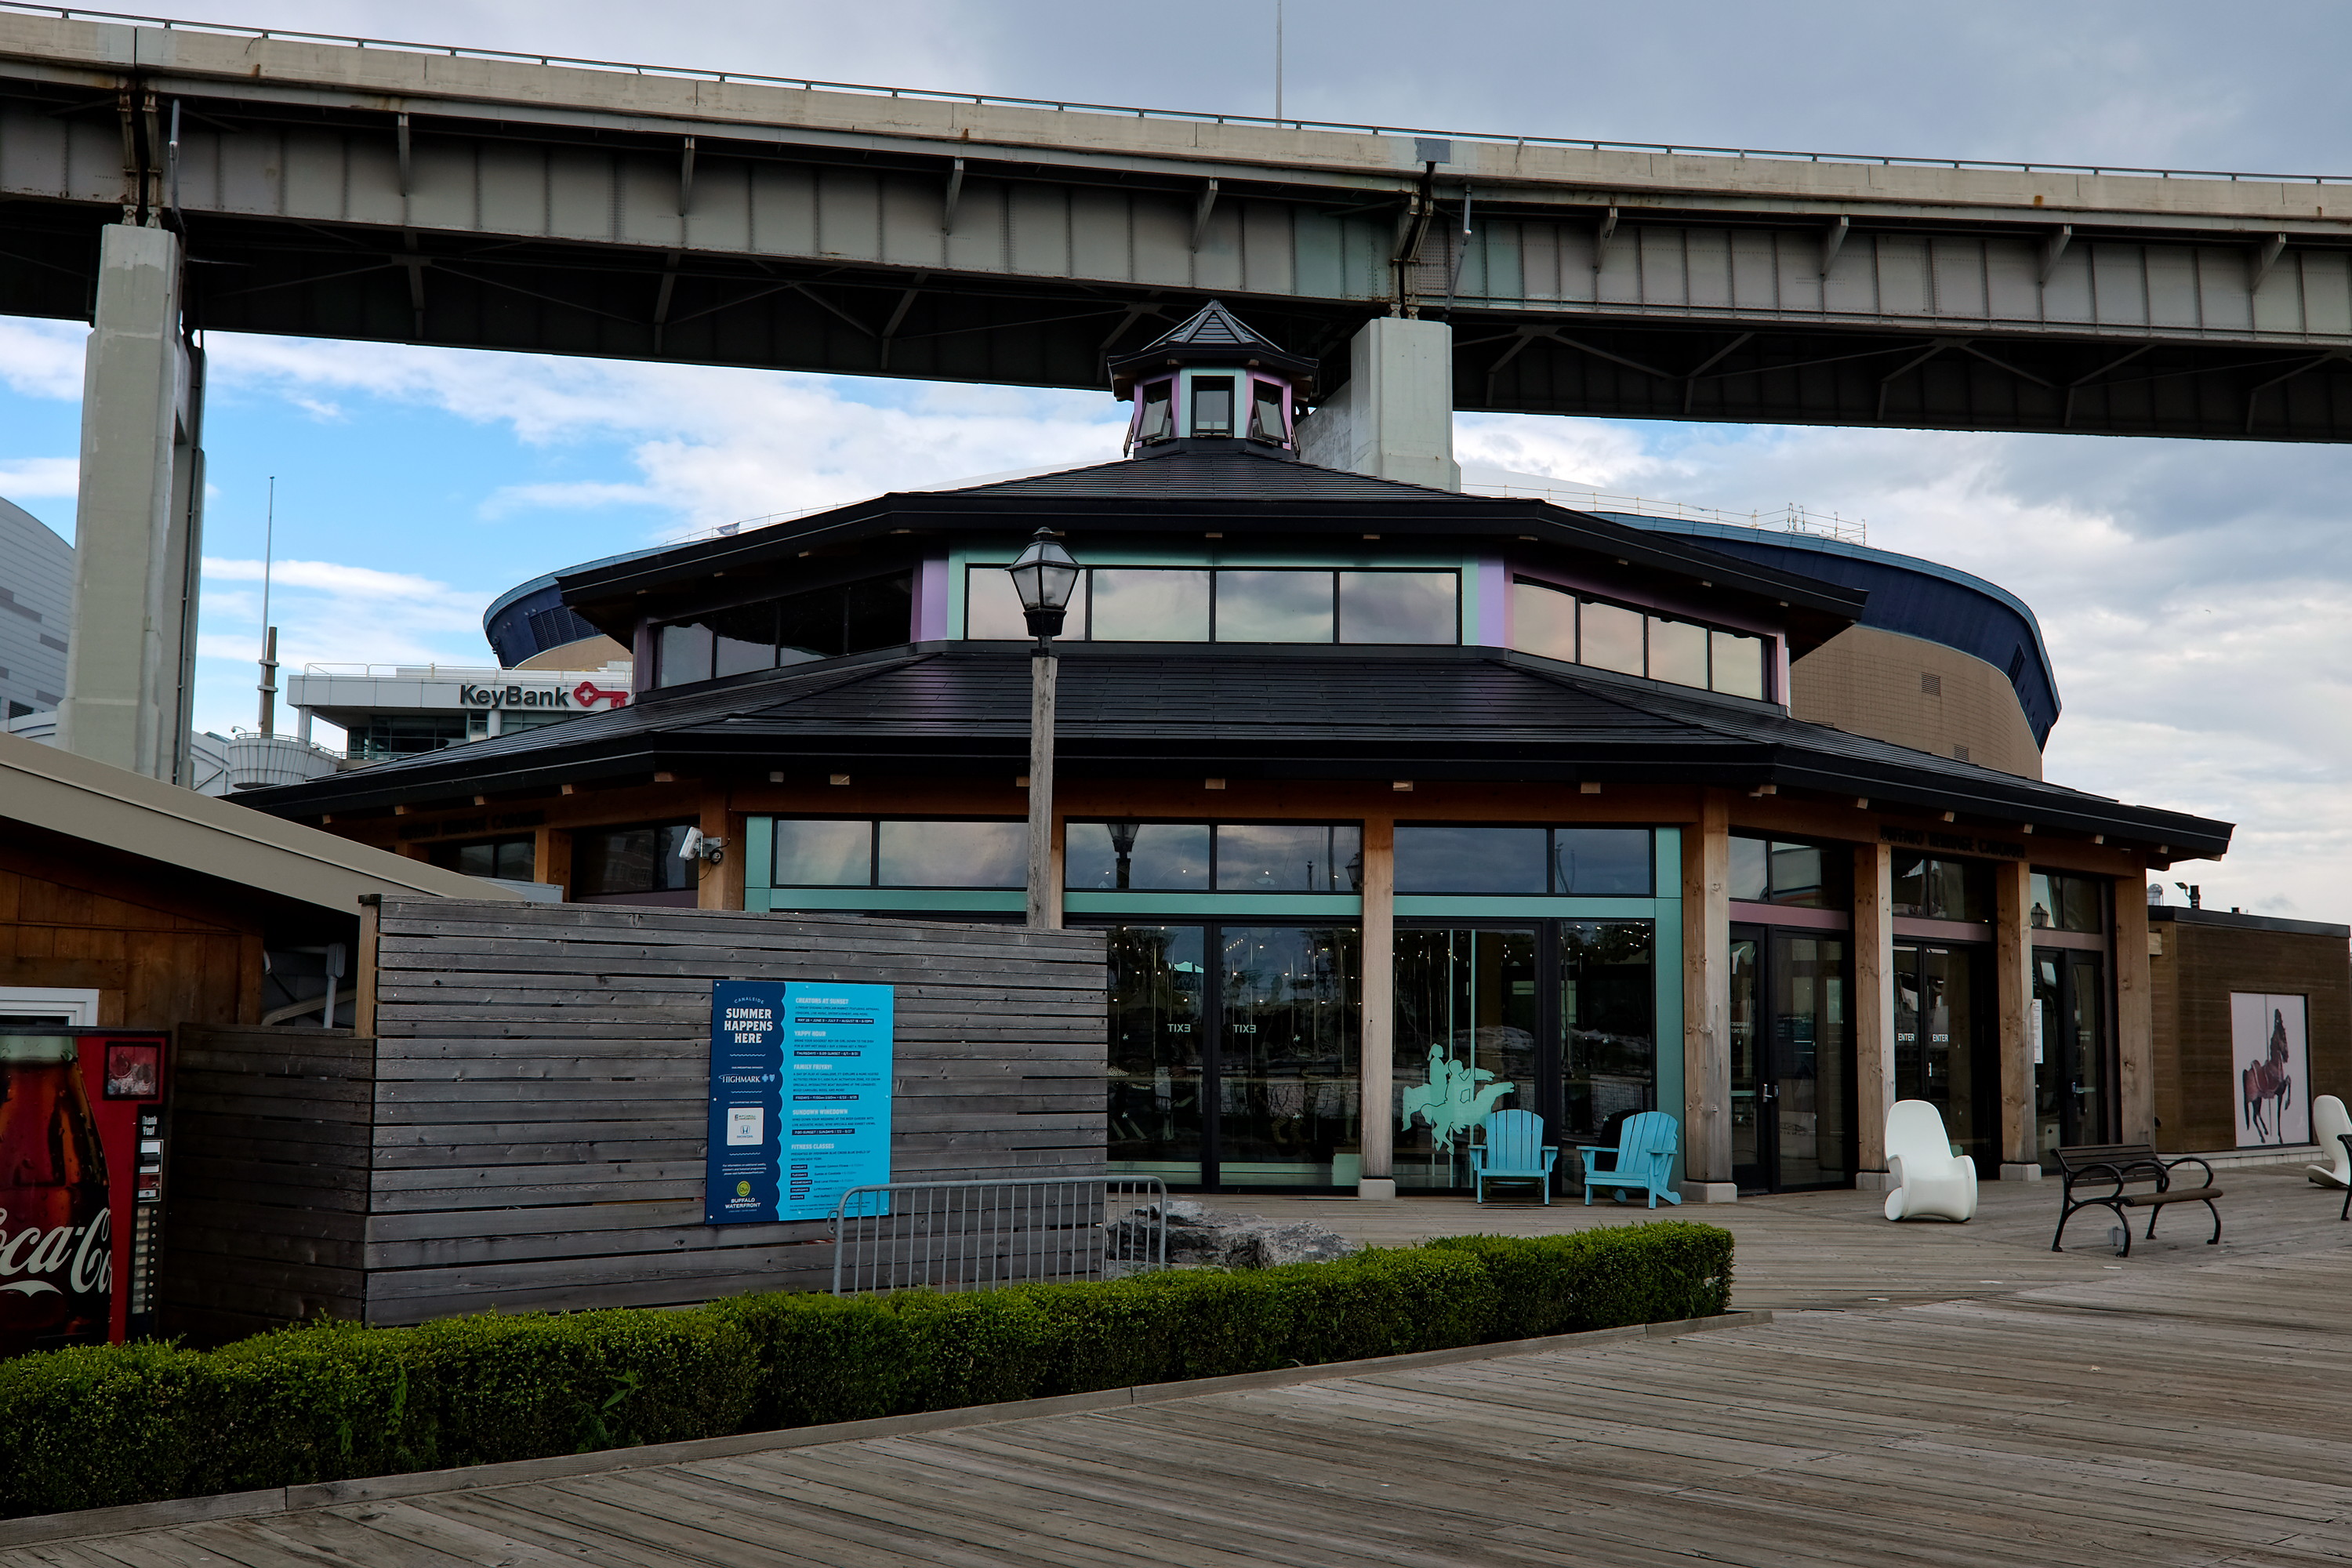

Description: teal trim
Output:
[744,816,774,893]
[1653,826,1679,896]
[1394,896,1661,920]
[1064,891,1362,918]
[1653,826,1686,1189]
[750,887,1025,913]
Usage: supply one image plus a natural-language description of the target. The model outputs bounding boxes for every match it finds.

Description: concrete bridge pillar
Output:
[59,223,205,784]
[1295,317,1461,492]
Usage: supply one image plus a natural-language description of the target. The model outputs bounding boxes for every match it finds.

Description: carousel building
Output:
[245,304,2231,1200]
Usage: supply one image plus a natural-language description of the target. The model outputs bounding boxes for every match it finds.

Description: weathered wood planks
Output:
[162,900,1106,1335]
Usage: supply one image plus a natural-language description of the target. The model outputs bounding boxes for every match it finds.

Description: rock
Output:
[1106,1200,1358,1270]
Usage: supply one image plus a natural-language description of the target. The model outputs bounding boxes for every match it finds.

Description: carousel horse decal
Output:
[2243,1007,2296,1142]
[1397,1044,1516,1147]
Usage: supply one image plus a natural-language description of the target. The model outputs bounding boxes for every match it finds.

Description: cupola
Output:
[1107,299,1318,458]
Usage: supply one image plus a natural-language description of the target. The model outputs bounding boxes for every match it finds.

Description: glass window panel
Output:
[656,621,713,687]
[1580,599,1644,674]
[1509,579,1577,661]
[844,572,914,654]
[877,819,1025,887]
[1216,925,1361,1187]
[2029,871,2056,931]
[1769,842,1825,905]
[1091,569,1210,641]
[1338,572,1456,644]
[1215,824,1363,892]
[1648,616,1709,688]
[1249,381,1287,442]
[1895,857,1988,921]
[1562,920,1656,1143]
[1392,826,1547,894]
[1729,837,1770,902]
[775,583,843,660]
[1216,570,1334,643]
[1065,822,1211,890]
[1106,925,1206,1185]
[574,822,695,895]
[435,837,536,880]
[1136,381,1174,443]
[2060,875,2102,933]
[710,601,778,678]
[772,819,873,886]
[965,566,1031,640]
[1711,628,1766,699]
[1553,829,1653,895]
[1191,376,1235,435]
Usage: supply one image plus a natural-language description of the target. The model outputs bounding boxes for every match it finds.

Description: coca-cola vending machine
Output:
[0,1030,169,1356]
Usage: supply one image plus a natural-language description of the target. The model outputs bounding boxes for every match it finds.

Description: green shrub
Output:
[0,1221,1731,1519]
[709,1291,912,1429]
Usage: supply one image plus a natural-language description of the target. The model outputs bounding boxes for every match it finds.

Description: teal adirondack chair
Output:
[1470,1109,1558,1204]
[1576,1111,1682,1208]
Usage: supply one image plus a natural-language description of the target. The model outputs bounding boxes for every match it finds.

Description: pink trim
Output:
[1730,902,1851,932]
[915,555,950,641]
[1890,916,1994,944]
[1475,556,1506,646]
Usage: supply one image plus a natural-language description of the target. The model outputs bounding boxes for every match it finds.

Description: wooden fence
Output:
[164,900,1106,1338]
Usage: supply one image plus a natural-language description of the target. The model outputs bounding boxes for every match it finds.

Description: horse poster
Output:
[2231,992,2310,1146]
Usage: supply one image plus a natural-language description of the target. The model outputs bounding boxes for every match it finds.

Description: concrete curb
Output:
[0,1309,1770,1547]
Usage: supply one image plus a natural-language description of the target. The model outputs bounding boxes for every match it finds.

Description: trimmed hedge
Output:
[0,1221,1730,1517]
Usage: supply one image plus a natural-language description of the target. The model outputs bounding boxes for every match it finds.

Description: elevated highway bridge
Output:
[9,6,2352,440]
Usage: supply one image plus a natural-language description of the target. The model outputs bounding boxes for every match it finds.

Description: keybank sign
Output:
[457,681,630,712]
[459,682,571,711]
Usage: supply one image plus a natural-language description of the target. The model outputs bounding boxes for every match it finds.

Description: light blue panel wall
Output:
[744,815,775,896]
[1653,826,1686,1189]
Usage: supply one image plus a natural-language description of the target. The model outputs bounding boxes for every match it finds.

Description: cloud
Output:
[201,557,463,601]
[480,481,661,519]
[0,457,78,498]
[0,320,82,401]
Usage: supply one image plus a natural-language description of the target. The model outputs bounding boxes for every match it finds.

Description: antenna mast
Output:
[256,476,278,736]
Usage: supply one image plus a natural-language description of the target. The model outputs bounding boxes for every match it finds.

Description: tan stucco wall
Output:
[516,636,631,672]
[1791,626,2045,779]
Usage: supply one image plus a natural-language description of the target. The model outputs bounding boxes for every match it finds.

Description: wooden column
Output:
[353,895,381,1040]
[696,793,737,910]
[1357,817,1396,1199]
[2113,873,2155,1145]
[1680,790,1734,1200]
[1994,858,2038,1180]
[1852,840,1897,1189]
[532,826,572,898]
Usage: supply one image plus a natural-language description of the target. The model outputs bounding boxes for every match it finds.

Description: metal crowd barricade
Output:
[829,1174,1167,1295]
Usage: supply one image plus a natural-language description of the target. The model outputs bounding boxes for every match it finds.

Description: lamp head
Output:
[1007,528,1080,640]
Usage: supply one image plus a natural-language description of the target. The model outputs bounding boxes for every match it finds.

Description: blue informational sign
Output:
[705,979,894,1225]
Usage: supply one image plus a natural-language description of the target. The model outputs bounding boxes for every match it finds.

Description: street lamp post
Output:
[1007,528,1080,929]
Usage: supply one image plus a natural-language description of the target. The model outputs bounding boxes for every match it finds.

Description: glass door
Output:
[1393,927,1541,1191]
[1893,942,1994,1173]
[1730,928,1766,1189]
[1732,927,1853,1192]
[2033,950,2109,1162]
[1105,926,1207,1186]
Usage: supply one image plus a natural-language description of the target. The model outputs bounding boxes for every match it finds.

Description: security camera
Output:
[677,829,727,865]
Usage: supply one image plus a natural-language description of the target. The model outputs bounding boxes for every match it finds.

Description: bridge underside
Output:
[9,13,2352,441]
[9,197,2350,441]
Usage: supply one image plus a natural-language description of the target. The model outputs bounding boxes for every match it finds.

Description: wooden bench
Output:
[2051,1143,2223,1256]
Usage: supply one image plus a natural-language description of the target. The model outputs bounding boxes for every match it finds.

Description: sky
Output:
[5,1,2352,917]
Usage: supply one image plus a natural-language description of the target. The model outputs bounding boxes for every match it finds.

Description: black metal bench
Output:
[2339,1134,2350,1221]
[2051,1143,2223,1256]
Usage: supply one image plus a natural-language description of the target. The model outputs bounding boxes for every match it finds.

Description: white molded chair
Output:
[2306,1095,2352,1189]
[1882,1099,1979,1222]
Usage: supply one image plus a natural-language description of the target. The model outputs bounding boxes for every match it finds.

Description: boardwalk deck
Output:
[11,1164,2351,1566]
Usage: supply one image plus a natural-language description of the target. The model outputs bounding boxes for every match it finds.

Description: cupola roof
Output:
[1107,299,1317,397]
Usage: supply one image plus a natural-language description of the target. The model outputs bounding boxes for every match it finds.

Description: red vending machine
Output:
[0,1030,169,1355]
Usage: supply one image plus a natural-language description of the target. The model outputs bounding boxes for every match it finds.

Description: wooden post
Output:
[1994,858,2038,1180]
[1852,840,1897,1189]
[697,793,738,910]
[532,825,571,897]
[1026,647,1057,929]
[2113,872,2155,1145]
[353,894,380,1039]
[1681,790,1734,1201]
[1357,816,1396,1199]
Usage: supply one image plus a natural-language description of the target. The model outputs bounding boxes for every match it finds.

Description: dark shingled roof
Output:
[242,644,2232,858]
[1106,299,1316,385]
[932,445,1479,503]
